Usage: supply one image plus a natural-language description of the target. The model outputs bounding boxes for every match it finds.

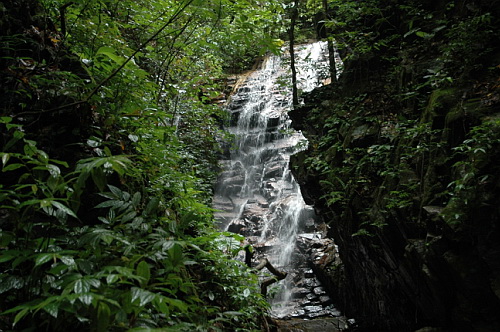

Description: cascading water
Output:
[213,41,341,319]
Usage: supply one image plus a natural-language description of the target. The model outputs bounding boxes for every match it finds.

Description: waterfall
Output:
[213,41,340,318]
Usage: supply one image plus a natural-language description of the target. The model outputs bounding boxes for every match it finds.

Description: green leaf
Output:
[37,150,49,163]
[2,163,24,172]
[96,46,126,65]
[0,275,24,294]
[59,255,76,267]
[35,253,55,267]
[131,191,141,208]
[131,287,155,307]
[78,293,93,305]
[108,185,123,198]
[223,311,245,316]
[95,200,121,209]
[0,253,16,263]
[23,141,37,157]
[97,302,111,332]
[46,164,61,177]
[164,297,188,312]
[51,200,78,219]
[144,197,160,215]
[121,211,137,223]
[1,153,10,166]
[136,261,151,287]
[74,279,91,294]
[42,301,59,318]
[91,168,107,192]
[415,31,433,39]
[13,307,30,326]
[168,244,185,270]
[106,274,119,284]
[0,116,12,123]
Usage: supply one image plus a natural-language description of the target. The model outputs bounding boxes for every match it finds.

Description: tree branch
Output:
[255,258,287,296]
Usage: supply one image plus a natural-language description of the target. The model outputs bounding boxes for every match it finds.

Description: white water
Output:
[213,41,334,317]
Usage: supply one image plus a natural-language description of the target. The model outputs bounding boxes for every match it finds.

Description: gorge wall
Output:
[289,1,500,331]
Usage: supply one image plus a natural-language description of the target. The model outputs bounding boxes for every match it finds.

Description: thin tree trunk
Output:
[322,0,337,82]
[289,0,299,106]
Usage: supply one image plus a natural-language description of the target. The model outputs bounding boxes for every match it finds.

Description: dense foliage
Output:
[6,0,499,330]
[0,0,290,330]
[290,0,500,330]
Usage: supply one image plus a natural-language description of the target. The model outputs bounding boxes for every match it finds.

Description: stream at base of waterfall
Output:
[212,41,345,322]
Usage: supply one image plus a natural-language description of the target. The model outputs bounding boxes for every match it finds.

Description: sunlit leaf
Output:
[35,253,55,267]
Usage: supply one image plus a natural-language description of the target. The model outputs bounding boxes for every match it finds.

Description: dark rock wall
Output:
[290,1,500,331]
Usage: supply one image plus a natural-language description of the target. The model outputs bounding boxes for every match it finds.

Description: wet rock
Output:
[304,305,323,313]
[265,181,279,189]
[299,278,320,288]
[264,163,284,179]
[319,295,333,305]
[313,287,326,295]
[225,184,243,196]
[267,117,280,130]
[290,287,310,299]
[289,309,305,318]
[222,175,244,186]
[229,111,240,125]
[303,218,316,232]
[227,220,246,234]
[273,317,348,332]
[298,233,321,241]
[304,269,315,278]
[211,196,233,211]
[242,203,267,219]
[249,215,261,222]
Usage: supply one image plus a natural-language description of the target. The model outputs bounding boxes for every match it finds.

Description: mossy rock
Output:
[422,88,459,124]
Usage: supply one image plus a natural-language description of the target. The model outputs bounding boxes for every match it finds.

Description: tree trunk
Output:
[322,0,337,82]
[289,0,299,106]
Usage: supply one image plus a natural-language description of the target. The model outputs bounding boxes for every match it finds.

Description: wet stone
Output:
[264,164,284,179]
[320,295,333,305]
[250,215,261,222]
[290,287,309,298]
[226,184,242,196]
[222,175,244,186]
[308,310,329,318]
[304,269,315,278]
[290,309,305,318]
[227,220,246,234]
[304,305,323,313]
[267,117,280,129]
[299,278,320,288]
[330,308,342,316]
[313,287,326,295]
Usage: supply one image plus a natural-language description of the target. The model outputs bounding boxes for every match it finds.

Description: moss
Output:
[422,88,459,124]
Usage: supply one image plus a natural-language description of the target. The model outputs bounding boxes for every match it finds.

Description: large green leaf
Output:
[136,261,151,287]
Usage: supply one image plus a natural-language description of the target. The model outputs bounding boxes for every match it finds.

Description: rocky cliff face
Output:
[289,1,500,331]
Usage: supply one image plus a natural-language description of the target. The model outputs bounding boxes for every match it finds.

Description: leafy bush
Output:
[1,0,283,330]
